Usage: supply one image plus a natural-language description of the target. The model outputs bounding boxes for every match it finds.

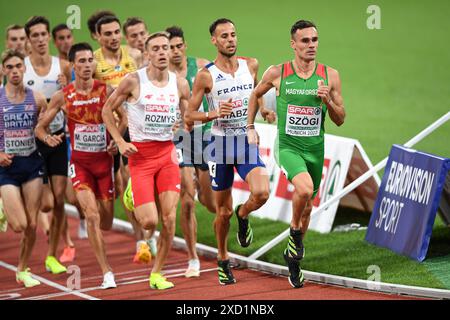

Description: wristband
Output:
[246,123,255,129]
[43,134,50,144]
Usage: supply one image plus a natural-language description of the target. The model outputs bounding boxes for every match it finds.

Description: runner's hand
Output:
[184,122,193,132]
[218,98,233,118]
[247,128,260,145]
[118,141,138,158]
[44,133,64,147]
[260,106,276,124]
[172,120,181,133]
[58,74,68,88]
[0,152,14,167]
[317,80,331,104]
[107,140,118,156]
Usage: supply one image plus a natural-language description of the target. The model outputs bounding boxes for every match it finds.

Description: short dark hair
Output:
[2,49,25,66]
[165,26,184,41]
[68,42,93,63]
[52,23,71,39]
[123,17,147,35]
[96,15,121,35]
[145,31,170,48]
[87,10,116,35]
[290,20,317,38]
[209,18,234,36]
[6,25,24,39]
[25,16,50,38]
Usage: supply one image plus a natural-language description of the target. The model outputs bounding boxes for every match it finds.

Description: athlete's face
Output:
[54,29,74,57]
[73,50,95,81]
[3,56,25,85]
[211,23,237,58]
[98,22,122,52]
[291,27,319,62]
[146,36,170,70]
[28,23,50,55]
[125,23,148,52]
[169,37,186,65]
[6,28,27,55]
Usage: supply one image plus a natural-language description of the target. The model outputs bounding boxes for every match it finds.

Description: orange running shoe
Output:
[133,242,152,264]
[59,246,76,263]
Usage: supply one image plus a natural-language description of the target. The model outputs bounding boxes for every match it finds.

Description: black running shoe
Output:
[286,228,305,260]
[284,249,305,288]
[217,259,236,285]
[235,205,253,248]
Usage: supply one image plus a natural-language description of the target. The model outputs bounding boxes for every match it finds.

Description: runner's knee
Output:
[10,220,27,233]
[139,215,158,231]
[252,189,269,205]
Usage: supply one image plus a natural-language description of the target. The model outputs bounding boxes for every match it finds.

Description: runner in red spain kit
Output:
[102,32,190,290]
[36,43,122,289]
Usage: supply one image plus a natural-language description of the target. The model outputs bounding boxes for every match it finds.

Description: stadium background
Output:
[0,0,449,289]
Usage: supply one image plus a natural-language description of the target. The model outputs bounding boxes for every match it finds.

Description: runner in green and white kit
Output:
[247,20,346,288]
[166,26,215,278]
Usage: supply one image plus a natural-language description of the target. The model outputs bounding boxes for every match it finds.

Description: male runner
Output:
[184,18,270,285]
[51,22,88,261]
[0,25,27,87]
[24,16,72,275]
[103,31,190,290]
[87,10,116,41]
[121,16,160,259]
[93,15,155,263]
[247,20,346,288]
[0,49,47,287]
[166,25,215,278]
[36,42,120,289]
[124,17,149,54]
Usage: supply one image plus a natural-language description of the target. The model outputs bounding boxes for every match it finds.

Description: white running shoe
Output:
[147,236,158,256]
[101,271,117,289]
[78,219,88,239]
[185,259,200,278]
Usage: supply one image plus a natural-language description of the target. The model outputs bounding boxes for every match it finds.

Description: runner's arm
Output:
[184,69,232,126]
[102,73,138,156]
[325,68,345,126]
[129,47,143,69]
[247,65,280,126]
[177,77,190,121]
[35,90,64,146]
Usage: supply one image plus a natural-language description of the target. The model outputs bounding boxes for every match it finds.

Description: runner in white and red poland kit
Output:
[102,31,190,290]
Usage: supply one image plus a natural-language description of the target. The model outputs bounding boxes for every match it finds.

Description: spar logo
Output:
[145,104,170,113]
[288,105,319,115]
[231,100,243,108]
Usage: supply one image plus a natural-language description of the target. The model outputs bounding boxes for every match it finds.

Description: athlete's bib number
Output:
[285,105,322,137]
[69,163,76,178]
[176,148,184,164]
[73,123,107,152]
[208,161,217,178]
[216,99,248,135]
[143,104,177,135]
[4,129,36,156]
[49,110,65,133]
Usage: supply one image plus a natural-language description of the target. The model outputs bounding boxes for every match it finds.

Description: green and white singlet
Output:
[275,61,328,196]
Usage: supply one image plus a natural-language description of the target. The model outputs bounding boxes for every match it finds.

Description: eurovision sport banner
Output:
[365,145,450,261]
[231,123,380,233]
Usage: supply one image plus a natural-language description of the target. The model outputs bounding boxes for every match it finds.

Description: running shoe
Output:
[217,259,236,285]
[185,259,200,278]
[235,205,253,248]
[101,271,117,289]
[59,246,76,263]
[147,236,158,256]
[0,202,7,233]
[78,218,88,239]
[16,268,40,288]
[123,178,135,212]
[149,272,174,290]
[283,249,305,288]
[45,256,67,274]
[286,228,305,260]
[133,241,151,264]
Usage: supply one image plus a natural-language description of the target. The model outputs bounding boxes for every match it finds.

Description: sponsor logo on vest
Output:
[145,104,170,113]
[73,97,100,107]
[216,74,225,82]
[27,80,35,86]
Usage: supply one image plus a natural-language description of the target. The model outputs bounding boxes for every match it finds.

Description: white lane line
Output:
[0,261,99,301]
[21,267,218,300]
